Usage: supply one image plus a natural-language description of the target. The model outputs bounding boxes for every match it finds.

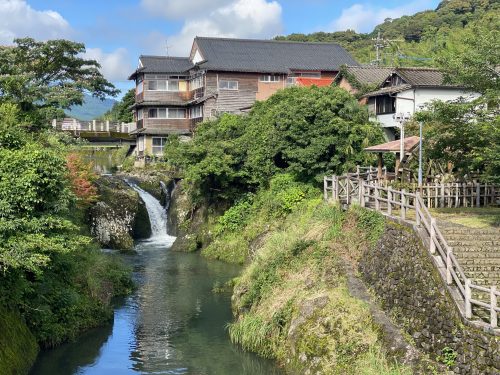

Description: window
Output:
[218,80,238,90]
[147,80,180,91]
[260,75,280,82]
[375,96,396,115]
[152,137,167,155]
[190,76,204,90]
[137,80,144,94]
[190,106,202,119]
[148,108,186,119]
[137,109,143,120]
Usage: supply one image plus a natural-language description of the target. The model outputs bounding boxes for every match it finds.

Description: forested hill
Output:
[275,0,499,66]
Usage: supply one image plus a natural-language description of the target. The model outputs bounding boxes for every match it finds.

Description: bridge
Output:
[52,118,136,147]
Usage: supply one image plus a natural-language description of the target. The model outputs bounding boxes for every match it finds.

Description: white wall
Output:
[375,87,479,129]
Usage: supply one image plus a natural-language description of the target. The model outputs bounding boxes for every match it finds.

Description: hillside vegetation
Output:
[276,0,499,66]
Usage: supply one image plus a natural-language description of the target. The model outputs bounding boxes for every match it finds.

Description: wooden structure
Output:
[324,172,500,330]
[52,118,136,146]
[364,136,420,181]
[128,37,358,156]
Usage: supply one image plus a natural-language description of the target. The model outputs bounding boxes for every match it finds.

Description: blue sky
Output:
[2,0,440,97]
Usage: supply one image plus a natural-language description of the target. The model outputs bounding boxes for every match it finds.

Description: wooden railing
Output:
[324,174,500,329]
[52,119,136,134]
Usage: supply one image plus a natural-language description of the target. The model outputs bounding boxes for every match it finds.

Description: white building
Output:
[362,68,479,140]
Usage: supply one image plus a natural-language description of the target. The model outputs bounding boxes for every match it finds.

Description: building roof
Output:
[340,65,393,86]
[395,67,451,87]
[129,56,194,79]
[194,37,359,73]
[364,136,420,153]
[362,84,412,97]
[131,127,191,135]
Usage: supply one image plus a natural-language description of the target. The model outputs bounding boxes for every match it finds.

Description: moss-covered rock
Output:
[89,176,151,250]
[0,307,38,375]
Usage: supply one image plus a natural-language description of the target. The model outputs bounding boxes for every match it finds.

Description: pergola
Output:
[364,136,420,180]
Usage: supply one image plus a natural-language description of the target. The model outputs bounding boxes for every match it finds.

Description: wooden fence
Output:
[324,174,500,329]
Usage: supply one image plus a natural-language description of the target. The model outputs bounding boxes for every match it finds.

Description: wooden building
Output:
[128,37,358,156]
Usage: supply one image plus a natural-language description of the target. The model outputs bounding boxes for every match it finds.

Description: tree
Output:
[166,86,382,202]
[437,20,500,96]
[0,38,119,126]
[101,88,135,122]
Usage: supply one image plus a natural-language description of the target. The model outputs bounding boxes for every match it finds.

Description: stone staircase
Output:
[438,221,500,288]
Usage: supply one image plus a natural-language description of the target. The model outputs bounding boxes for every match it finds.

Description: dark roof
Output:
[194,37,358,73]
[131,127,191,135]
[395,67,450,87]
[341,65,393,86]
[129,56,194,79]
[364,136,420,153]
[362,84,412,97]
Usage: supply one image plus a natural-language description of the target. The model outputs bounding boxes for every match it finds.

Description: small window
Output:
[148,108,158,118]
[158,108,167,118]
[260,75,280,82]
[190,106,202,119]
[168,108,186,119]
[376,96,396,115]
[168,80,179,91]
[137,109,143,120]
[152,137,167,155]
[219,80,238,90]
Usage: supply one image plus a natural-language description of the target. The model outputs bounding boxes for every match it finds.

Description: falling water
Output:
[128,182,176,245]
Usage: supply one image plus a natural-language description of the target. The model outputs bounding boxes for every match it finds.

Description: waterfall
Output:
[128,182,176,245]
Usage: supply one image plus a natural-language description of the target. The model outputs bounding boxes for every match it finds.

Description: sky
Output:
[0,0,440,97]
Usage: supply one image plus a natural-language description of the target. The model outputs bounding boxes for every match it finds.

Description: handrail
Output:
[324,171,500,329]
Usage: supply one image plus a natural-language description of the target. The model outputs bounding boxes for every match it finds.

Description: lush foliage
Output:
[166,86,381,203]
[276,0,499,66]
[0,38,118,127]
[0,103,131,348]
[410,22,499,182]
[66,152,99,206]
[101,89,135,122]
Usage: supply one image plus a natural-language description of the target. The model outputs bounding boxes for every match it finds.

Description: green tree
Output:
[0,38,119,127]
[101,88,135,122]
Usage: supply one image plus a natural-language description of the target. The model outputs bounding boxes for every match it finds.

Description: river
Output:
[30,184,282,375]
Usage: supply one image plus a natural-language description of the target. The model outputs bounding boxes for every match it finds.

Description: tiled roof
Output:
[395,67,451,87]
[129,56,194,79]
[342,65,393,86]
[362,84,412,97]
[194,37,359,73]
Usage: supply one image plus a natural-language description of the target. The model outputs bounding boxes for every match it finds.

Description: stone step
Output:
[454,252,500,259]
[441,229,500,237]
[443,233,500,241]
[458,258,500,266]
[450,245,500,254]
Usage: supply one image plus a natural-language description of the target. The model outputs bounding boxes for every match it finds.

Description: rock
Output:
[89,176,151,251]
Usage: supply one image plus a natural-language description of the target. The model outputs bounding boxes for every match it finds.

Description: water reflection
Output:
[31,240,282,375]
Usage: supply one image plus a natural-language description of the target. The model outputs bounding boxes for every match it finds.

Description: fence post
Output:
[52,119,57,129]
[400,189,406,220]
[346,179,350,205]
[440,183,445,208]
[333,176,338,201]
[356,165,360,177]
[359,181,365,207]
[72,118,77,131]
[430,217,436,254]
[106,120,110,132]
[374,186,380,211]
[415,193,421,227]
[465,279,472,319]
[92,119,96,131]
[491,286,498,328]
[323,176,328,201]
[476,183,481,207]
[387,187,392,216]
[446,248,453,284]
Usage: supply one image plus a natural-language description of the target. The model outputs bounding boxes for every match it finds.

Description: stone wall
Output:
[359,219,499,375]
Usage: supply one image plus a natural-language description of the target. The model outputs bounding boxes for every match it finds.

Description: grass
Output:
[224,195,411,374]
[431,207,500,228]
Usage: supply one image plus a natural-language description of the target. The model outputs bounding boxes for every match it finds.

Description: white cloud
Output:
[0,0,71,44]
[85,47,133,82]
[331,1,434,33]
[143,0,283,56]
[141,0,233,20]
